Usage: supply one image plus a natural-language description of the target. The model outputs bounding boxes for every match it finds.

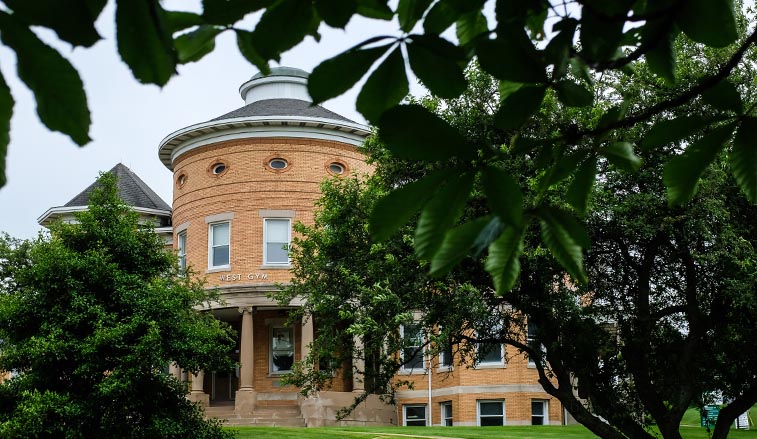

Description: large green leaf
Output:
[600,142,642,172]
[115,0,176,86]
[430,216,493,276]
[538,207,588,283]
[370,169,453,241]
[314,0,357,28]
[566,156,597,215]
[580,8,624,61]
[554,81,593,107]
[398,0,434,32]
[3,0,105,47]
[482,166,523,227]
[485,225,524,295]
[0,11,91,145]
[476,37,546,83]
[677,0,737,48]
[415,173,474,260]
[545,19,577,80]
[309,41,391,104]
[202,0,273,24]
[663,122,736,205]
[406,34,467,99]
[378,104,475,161]
[356,47,408,123]
[235,30,268,72]
[702,80,742,113]
[165,11,205,34]
[731,117,757,203]
[645,28,676,85]
[493,85,546,130]
[0,71,13,188]
[640,115,709,151]
[356,0,393,20]
[424,0,457,34]
[175,26,223,64]
[456,10,488,46]
[251,0,314,61]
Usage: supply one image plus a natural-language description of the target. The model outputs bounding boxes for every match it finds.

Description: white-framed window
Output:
[527,322,546,367]
[270,326,294,373]
[177,231,187,273]
[400,323,424,372]
[264,218,291,265]
[208,222,230,268]
[403,404,427,426]
[439,341,453,368]
[477,335,504,366]
[478,400,506,426]
[531,399,548,425]
[441,401,453,426]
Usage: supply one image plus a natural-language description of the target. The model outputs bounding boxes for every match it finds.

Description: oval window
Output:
[212,163,226,175]
[269,158,288,170]
[177,174,187,186]
[328,163,345,174]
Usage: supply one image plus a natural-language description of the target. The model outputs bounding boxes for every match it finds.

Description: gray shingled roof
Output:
[210,98,355,123]
[64,163,171,212]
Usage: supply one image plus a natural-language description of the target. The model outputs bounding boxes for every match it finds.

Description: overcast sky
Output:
[0,2,421,239]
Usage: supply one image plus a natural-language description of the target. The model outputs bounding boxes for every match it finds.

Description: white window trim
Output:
[263,218,292,266]
[477,400,506,426]
[532,399,549,425]
[177,231,187,273]
[208,221,230,269]
[399,324,426,374]
[476,339,505,368]
[403,404,427,426]
[441,401,453,426]
[437,328,454,371]
[269,325,295,375]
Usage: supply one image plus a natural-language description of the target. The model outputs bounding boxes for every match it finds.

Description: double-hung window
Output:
[531,400,548,425]
[478,400,505,426]
[477,323,504,366]
[264,218,291,265]
[527,322,546,367]
[441,401,453,426]
[177,231,187,273]
[209,222,230,268]
[403,405,427,426]
[400,324,424,372]
[270,326,294,373]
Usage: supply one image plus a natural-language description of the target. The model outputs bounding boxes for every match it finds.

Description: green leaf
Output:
[251,0,314,61]
[600,142,642,172]
[545,20,577,79]
[356,47,408,123]
[235,30,268,72]
[493,85,546,130]
[645,29,676,85]
[0,11,91,145]
[115,0,177,86]
[3,0,105,47]
[370,169,453,241]
[554,81,593,107]
[356,0,393,20]
[456,10,488,46]
[0,71,13,188]
[566,157,597,215]
[398,0,433,32]
[677,0,737,48]
[597,104,628,130]
[580,8,623,61]
[730,117,757,202]
[165,11,205,34]
[702,80,742,113]
[415,173,474,260]
[569,57,593,85]
[538,207,588,283]
[430,216,493,276]
[485,226,524,295]
[476,37,546,83]
[482,166,523,228]
[640,115,709,151]
[175,26,223,64]
[424,0,456,34]
[315,0,357,28]
[203,0,273,24]
[378,104,475,161]
[309,42,391,104]
[663,122,736,205]
[406,35,467,99]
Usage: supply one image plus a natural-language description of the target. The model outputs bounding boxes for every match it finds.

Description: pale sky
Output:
[0,2,421,239]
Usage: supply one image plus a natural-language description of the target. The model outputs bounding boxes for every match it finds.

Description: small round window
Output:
[176,173,187,187]
[328,163,345,174]
[211,163,226,175]
[269,158,288,170]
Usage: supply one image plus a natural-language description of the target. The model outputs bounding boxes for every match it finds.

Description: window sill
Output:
[474,363,506,369]
[206,266,231,273]
[437,365,453,372]
[398,369,427,375]
[260,264,292,270]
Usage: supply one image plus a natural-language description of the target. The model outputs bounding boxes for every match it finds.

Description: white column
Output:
[187,370,209,406]
[235,306,257,416]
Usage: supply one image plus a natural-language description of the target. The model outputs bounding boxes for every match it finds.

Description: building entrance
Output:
[211,371,238,403]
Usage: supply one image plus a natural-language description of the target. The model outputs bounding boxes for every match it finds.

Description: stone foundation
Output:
[300,391,396,427]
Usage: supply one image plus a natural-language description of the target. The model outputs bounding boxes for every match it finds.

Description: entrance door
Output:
[211,371,238,402]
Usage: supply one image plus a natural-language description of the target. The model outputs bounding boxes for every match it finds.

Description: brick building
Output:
[37,67,565,427]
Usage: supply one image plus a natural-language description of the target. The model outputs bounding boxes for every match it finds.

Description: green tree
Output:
[0,173,236,438]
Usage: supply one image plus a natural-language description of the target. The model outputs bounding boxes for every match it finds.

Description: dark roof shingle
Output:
[64,163,171,212]
[210,98,355,123]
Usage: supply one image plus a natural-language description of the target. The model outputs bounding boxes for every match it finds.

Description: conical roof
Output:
[64,163,170,211]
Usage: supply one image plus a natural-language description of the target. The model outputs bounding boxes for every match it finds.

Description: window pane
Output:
[403,348,423,370]
[405,405,426,426]
[266,242,289,263]
[406,420,426,426]
[272,327,294,372]
[212,245,229,266]
[480,343,502,363]
[531,401,544,416]
[480,402,503,416]
[212,223,229,245]
[266,219,289,242]
[481,416,504,426]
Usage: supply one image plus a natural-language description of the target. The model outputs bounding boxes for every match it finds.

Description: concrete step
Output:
[223,417,306,427]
